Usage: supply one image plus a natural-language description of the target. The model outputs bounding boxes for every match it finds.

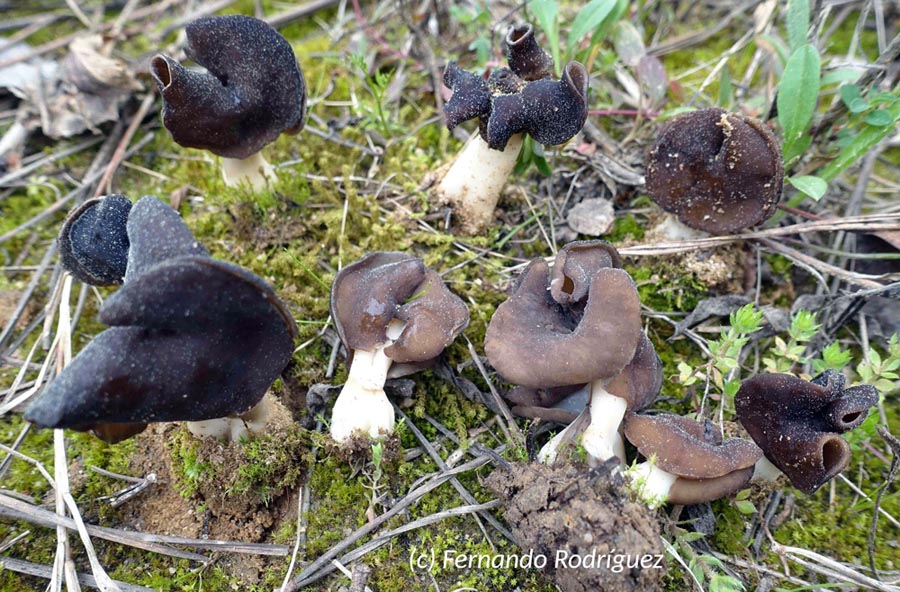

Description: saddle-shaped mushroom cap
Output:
[25,197,297,441]
[485,61,589,151]
[645,108,783,234]
[624,413,762,505]
[735,371,878,493]
[549,239,623,306]
[504,24,554,81]
[150,15,306,160]
[485,257,642,389]
[442,63,491,132]
[58,194,132,286]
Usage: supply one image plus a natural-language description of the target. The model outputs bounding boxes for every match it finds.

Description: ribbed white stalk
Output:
[580,381,628,464]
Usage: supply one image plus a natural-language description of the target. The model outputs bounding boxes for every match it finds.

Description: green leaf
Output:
[865,109,893,126]
[736,499,757,515]
[530,0,560,68]
[818,95,900,181]
[839,84,861,107]
[778,44,821,163]
[848,97,869,113]
[787,175,827,201]
[786,0,810,52]
[568,0,618,54]
[821,68,864,86]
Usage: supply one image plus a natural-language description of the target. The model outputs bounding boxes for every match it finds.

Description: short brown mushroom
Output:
[485,241,660,465]
[735,371,878,493]
[623,413,763,507]
[150,15,306,189]
[645,107,783,235]
[329,252,469,442]
[434,24,589,234]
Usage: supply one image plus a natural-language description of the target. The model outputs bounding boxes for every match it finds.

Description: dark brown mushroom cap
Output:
[606,333,663,412]
[58,195,131,286]
[24,257,297,429]
[504,24,553,81]
[124,196,208,281]
[549,240,622,305]
[330,252,425,352]
[624,413,762,479]
[385,269,469,363]
[149,15,306,159]
[442,62,491,131]
[485,61,589,151]
[735,371,878,493]
[667,466,756,506]
[506,384,585,423]
[484,255,642,389]
[645,107,784,234]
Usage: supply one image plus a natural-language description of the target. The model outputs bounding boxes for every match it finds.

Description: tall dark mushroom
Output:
[24,196,297,443]
[329,252,469,442]
[735,371,878,493]
[434,24,589,234]
[150,15,307,189]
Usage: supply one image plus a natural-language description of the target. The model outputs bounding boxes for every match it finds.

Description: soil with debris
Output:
[486,461,665,592]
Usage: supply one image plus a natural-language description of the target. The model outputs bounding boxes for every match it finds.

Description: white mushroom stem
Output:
[434,132,523,233]
[221,152,276,190]
[750,456,784,483]
[186,393,281,443]
[580,381,628,465]
[330,319,406,443]
[537,380,628,466]
[650,215,708,242]
[626,460,678,509]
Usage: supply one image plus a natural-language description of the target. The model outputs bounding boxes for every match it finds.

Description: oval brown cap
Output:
[385,268,470,364]
[58,195,132,286]
[667,466,755,506]
[549,240,622,305]
[624,413,762,479]
[485,256,642,389]
[645,108,783,234]
[504,23,553,81]
[150,15,306,159]
[735,371,878,493]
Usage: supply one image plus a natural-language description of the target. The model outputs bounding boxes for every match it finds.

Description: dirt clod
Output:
[486,461,665,592]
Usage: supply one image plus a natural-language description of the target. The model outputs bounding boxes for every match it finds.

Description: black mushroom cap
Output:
[24,197,297,440]
[150,15,306,160]
[58,194,132,286]
[735,371,878,494]
[504,23,553,81]
[645,107,784,234]
[485,241,642,389]
[624,413,763,505]
[330,252,469,362]
[484,61,589,151]
[441,22,589,152]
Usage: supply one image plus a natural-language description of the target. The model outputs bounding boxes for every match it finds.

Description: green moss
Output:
[166,429,211,499]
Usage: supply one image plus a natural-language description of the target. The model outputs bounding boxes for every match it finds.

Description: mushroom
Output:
[150,15,307,190]
[58,194,132,286]
[330,252,469,442]
[434,24,589,234]
[484,241,660,465]
[735,371,878,493]
[623,413,763,508]
[24,196,297,443]
[645,107,783,236]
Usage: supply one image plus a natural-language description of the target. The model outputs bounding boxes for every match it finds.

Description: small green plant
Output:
[348,53,403,138]
[447,2,492,67]
[363,441,386,520]
[529,0,627,75]
[668,526,747,592]
[761,310,820,373]
[778,0,820,166]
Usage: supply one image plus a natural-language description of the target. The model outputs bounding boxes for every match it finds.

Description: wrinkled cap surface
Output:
[150,15,306,159]
[645,108,783,234]
[549,240,622,305]
[331,252,468,363]
[606,333,663,412]
[504,24,553,81]
[58,195,131,286]
[485,61,588,150]
[442,62,491,131]
[485,248,642,388]
[25,257,297,431]
[735,371,878,493]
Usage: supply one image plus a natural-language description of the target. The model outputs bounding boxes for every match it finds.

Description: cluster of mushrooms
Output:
[21,11,882,531]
